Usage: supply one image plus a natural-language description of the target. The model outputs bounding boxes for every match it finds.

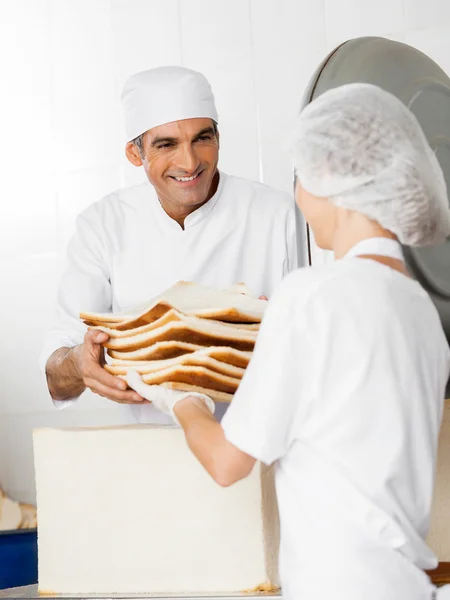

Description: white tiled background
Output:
[1,0,450,508]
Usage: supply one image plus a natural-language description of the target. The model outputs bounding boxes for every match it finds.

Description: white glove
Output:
[125,369,215,425]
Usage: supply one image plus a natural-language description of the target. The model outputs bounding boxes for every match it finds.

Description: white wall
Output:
[1,0,450,509]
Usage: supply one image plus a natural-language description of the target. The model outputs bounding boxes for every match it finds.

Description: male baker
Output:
[41,66,297,423]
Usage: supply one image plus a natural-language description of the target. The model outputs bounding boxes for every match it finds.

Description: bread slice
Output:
[226,282,255,296]
[0,490,22,531]
[104,313,257,352]
[106,352,245,379]
[107,341,203,362]
[95,309,259,340]
[19,502,38,529]
[81,281,267,330]
[120,365,241,395]
[160,383,233,404]
[111,346,252,369]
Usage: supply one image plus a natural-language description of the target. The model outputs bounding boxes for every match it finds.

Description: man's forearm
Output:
[45,346,85,401]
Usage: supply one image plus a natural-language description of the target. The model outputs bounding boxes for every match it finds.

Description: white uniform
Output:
[222,239,450,600]
[40,171,297,422]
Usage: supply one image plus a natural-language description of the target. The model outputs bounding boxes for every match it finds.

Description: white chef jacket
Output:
[40,171,297,422]
[222,246,450,600]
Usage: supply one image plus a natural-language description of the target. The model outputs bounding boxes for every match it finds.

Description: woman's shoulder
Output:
[276,263,343,302]
[261,265,338,328]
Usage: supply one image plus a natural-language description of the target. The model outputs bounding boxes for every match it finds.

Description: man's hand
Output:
[126,370,215,423]
[73,331,146,404]
[46,330,146,404]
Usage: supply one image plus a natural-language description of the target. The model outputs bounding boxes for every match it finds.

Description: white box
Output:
[33,425,279,594]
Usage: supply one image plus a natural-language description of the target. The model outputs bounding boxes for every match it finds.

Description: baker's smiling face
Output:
[126,118,219,221]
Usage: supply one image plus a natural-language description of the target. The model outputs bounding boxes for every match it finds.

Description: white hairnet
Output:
[122,66,218,141]
[290,83,450,246]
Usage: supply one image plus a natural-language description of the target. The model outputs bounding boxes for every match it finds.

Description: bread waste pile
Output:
[0,487,37,531]
[81,281,267,403]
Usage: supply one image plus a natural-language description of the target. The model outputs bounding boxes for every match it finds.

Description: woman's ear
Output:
[125,142,143,167]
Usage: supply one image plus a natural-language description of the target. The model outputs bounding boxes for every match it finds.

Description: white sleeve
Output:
[40,211,112,405]
[221,281,315,464]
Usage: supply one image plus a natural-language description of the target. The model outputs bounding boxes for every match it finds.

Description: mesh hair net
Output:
[290,83,450,246]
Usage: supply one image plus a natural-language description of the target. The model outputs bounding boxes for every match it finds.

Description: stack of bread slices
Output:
[80,282,267,403]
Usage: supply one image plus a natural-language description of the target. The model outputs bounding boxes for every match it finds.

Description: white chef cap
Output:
[289,83,450,246]
[121,66,219,142]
